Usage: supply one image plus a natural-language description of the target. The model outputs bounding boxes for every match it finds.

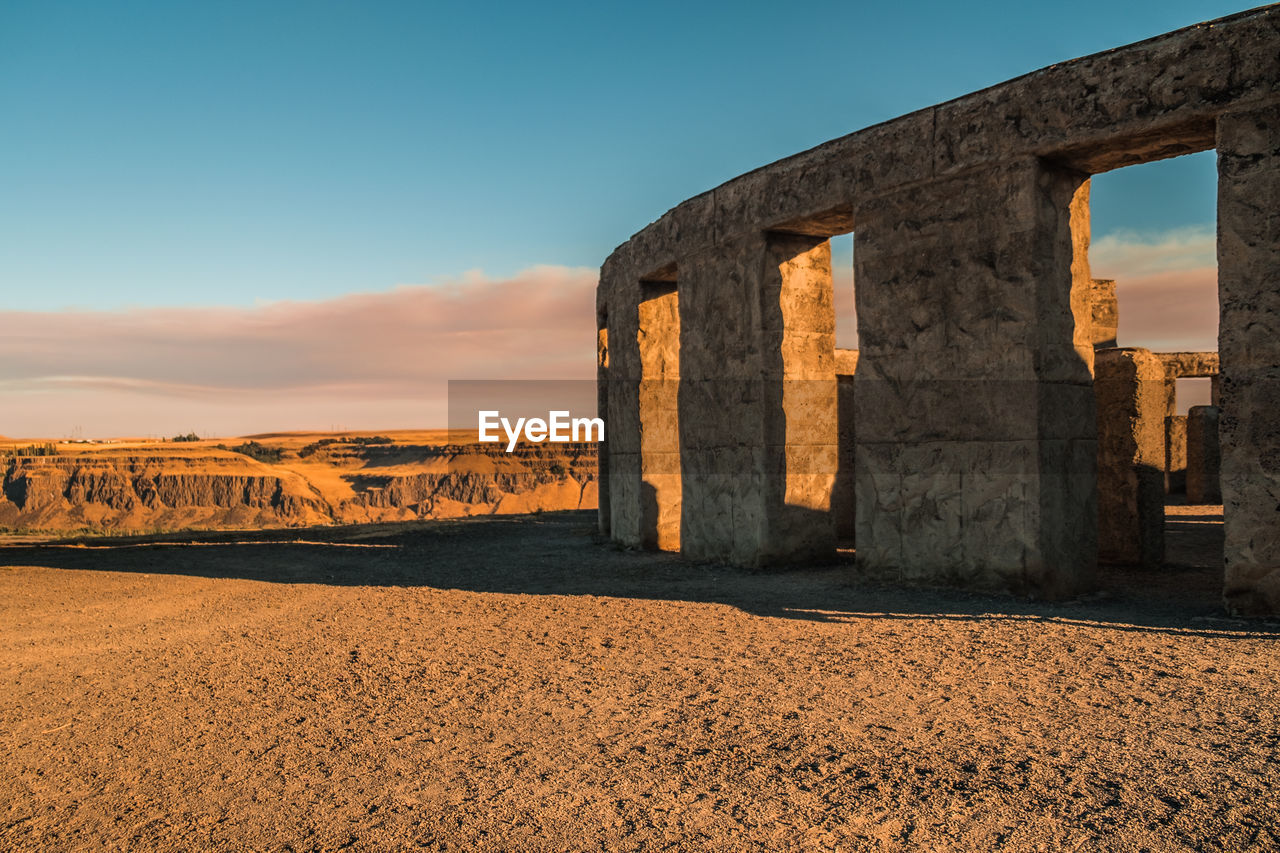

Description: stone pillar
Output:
[1218,105,1280,615]
[1165,415,1187,494]
[1186,405,1222,504]
[678,239,765,565]
[852,160,1096,595]
[1095,348,1166,567]
[1090,278,1118,349]
[601,258,643,548]
[637,282,681,551]
[677,231,837,566]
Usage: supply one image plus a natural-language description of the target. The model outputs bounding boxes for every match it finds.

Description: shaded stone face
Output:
[1095,348,1166,569]
[832,349,859,542]
[1186,405,1222,506]
[598,8,1280,610]
[1217,104,1280,617]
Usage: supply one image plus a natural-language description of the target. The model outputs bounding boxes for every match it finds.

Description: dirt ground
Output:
[1,509,1277,851]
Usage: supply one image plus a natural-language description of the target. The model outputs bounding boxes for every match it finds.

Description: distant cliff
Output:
[0,437,597,534]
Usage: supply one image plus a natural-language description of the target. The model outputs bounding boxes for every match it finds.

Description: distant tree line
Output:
[217,441,285,463]
[298,435,394,458]
[8,443,59,457]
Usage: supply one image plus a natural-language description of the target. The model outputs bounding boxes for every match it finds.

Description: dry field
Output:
[1,509,1277,851]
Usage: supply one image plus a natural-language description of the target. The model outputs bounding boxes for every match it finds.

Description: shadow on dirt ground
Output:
[1,509,1273,638]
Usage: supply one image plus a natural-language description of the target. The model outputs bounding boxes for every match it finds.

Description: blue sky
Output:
[0,1,1241,435]
[0,0,1237,311]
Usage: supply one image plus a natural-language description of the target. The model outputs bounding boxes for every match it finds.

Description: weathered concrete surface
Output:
[600,7,1280,606]
[1095,349,1166,568]
[1219,103,1280,616]
[675,239,766,565]
[852,160,1096,594]
[1186,405,1223,505]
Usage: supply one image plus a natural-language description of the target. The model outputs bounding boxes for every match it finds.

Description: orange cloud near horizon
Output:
[1111,268,1219,352]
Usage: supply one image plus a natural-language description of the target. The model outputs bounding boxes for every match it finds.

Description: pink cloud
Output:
[1111,268,1219,352]
[1090,226,1219,352]
[0,266,598,438]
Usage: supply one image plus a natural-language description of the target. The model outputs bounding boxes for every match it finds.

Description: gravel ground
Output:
[1,510,1277,851]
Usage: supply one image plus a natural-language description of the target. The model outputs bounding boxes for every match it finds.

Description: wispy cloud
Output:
[1091,225,1216,276]
[1091,226,1218,353]
[0,265,597,438]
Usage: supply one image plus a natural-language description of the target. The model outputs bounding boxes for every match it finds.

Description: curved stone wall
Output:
[598,7,1280,613]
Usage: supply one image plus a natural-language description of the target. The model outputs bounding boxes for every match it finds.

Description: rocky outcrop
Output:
[0,441,597,534]
[0,455,331,532]
[332,443,597,523]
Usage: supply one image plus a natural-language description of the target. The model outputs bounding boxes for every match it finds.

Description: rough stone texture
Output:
[1090,279,1118,348]
[600,7,1280,605]
[1186,405,1223,505]
[852,160,1095,595]
[1161,378,1178,419]
[1156,352,1220,378]
[600,260,641,548]
[1218,104,1280,617]
[1165,415,1188,494]
[1095,349,1166,568]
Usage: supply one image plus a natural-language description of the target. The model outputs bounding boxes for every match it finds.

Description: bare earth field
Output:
[1,510,1278,851]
